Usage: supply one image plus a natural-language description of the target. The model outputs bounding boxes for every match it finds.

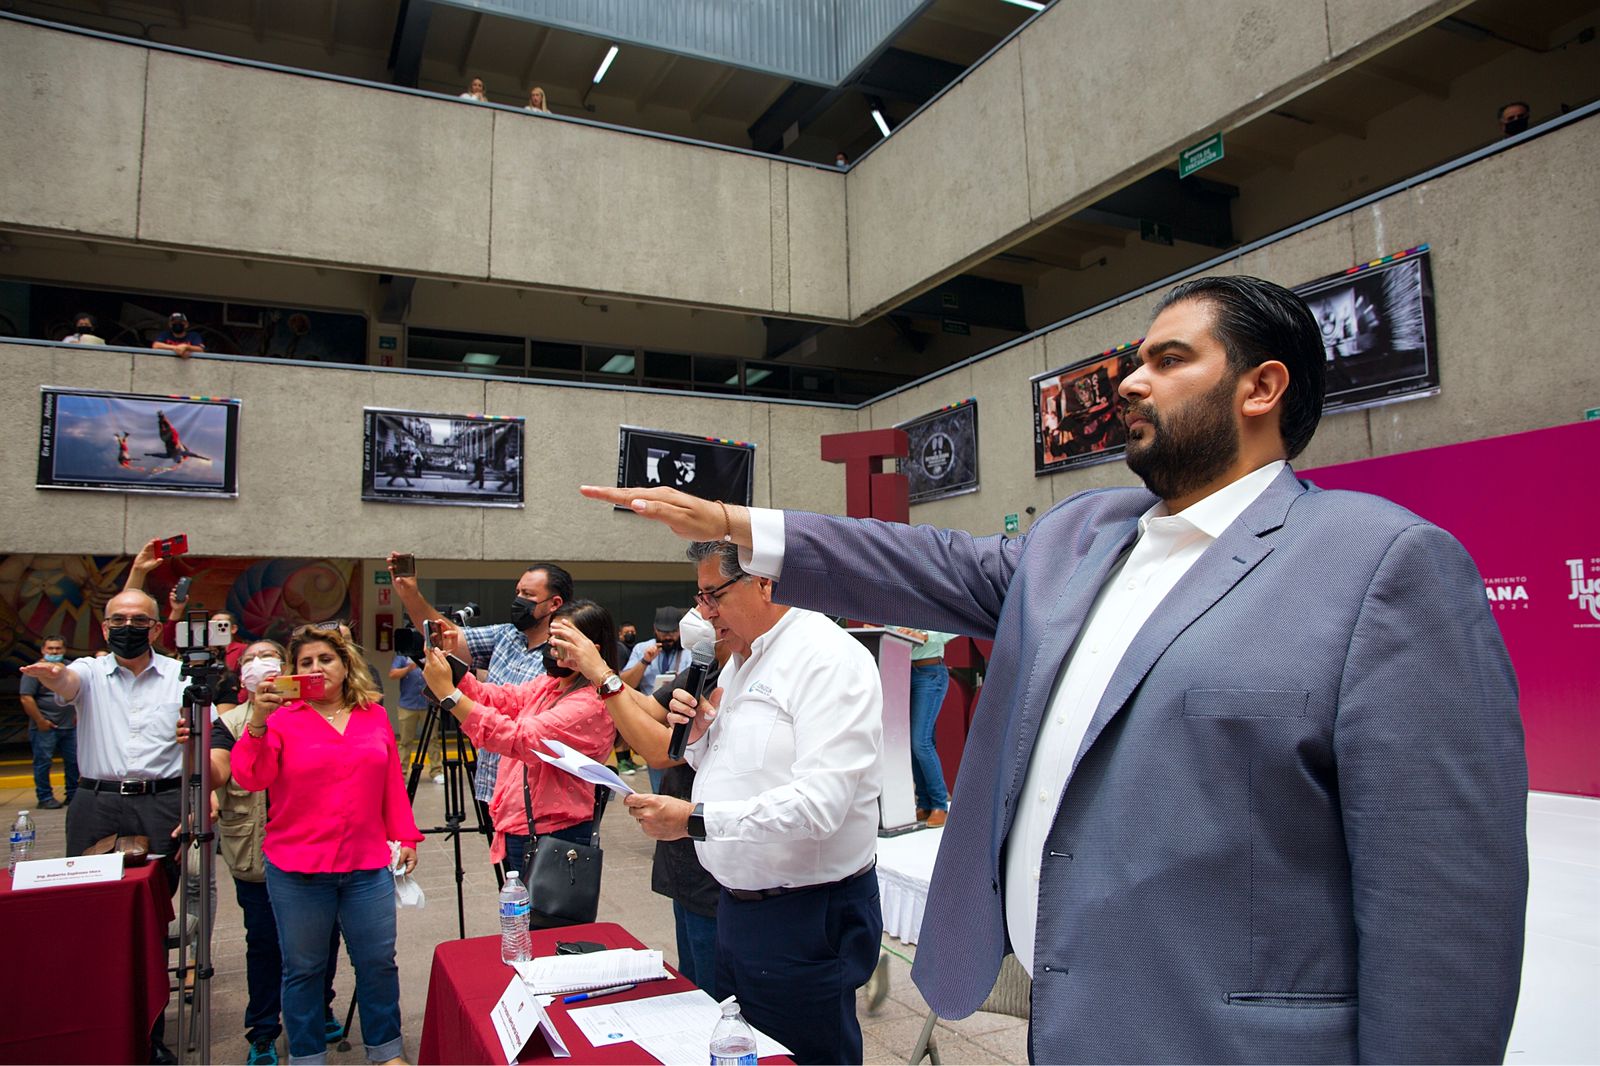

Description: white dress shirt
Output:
[742,459,1285,970]
[66,652,188,780]
[686,607,883,891]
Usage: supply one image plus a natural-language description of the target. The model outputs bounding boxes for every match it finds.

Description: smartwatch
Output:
[686,802,707,842]
[597,673,625,700]
[438,688,463,714]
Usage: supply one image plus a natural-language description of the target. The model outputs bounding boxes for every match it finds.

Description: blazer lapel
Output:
[1001,513,1142,816]
[1069,468,1307,775]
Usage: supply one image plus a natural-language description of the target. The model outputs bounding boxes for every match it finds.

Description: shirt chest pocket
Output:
[721,694,785,774]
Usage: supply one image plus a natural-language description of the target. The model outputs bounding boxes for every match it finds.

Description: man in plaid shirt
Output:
[388,555,573,872]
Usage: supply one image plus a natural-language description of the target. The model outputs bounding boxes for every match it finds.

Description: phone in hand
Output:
[157,534,189,558]
[269,674,327,700]
[173,576,192,601]
[391,553,416,578]
[425,619,444,649]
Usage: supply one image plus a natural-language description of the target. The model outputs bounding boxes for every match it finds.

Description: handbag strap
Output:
[524,762,609,850]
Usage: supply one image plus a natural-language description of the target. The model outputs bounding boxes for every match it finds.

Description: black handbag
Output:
[520,766,610,928]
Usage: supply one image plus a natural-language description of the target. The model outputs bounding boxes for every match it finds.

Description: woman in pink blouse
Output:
[422,600,618,879]
[233,627,420,1066]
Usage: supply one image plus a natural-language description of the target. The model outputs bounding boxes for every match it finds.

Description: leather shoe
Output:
[925,810,948,827]
[915,808,930,821]
[37,797,63,810]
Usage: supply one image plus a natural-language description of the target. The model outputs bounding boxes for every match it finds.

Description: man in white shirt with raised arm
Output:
[621,540,883,1066]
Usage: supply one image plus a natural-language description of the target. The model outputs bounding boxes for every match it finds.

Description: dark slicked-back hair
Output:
[525,562,574,604]
[1153,275,1326,459]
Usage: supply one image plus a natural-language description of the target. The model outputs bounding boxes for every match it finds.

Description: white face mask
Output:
[678,609,715,654]
[240,657,283,694]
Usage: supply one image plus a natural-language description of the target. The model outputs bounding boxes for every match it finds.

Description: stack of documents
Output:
[513,948,668,996]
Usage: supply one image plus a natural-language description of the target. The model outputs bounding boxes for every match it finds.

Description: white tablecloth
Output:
[875,826,943,944]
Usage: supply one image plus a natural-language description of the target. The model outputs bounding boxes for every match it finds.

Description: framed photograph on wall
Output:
[36,386,240,497]
[362,407,524,507]
[1032,344,1139,477]
[896,398,979,504]
[1295,245,1439,412]
[616,426,755,507]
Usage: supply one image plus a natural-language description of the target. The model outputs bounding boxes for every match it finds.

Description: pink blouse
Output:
[231,700,421,874]
[457,674,616,863]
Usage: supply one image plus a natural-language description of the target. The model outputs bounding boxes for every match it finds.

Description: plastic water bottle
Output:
[708,995,758,1066]
[9,811,36,874]
[498,869,532,964]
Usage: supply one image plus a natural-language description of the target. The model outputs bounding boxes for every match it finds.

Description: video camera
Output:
[393,602,479,661]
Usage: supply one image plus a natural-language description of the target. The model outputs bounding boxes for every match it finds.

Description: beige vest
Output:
[217,704,268,882]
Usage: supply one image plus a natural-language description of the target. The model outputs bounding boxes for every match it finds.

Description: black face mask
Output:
[540,649,574,678]
[510,596,543,632]
[1502,115,1529,136]
[106,625,151,659]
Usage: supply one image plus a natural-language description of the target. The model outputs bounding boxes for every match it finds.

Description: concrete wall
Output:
[845,0,1469,318]
[0,344,854,559]
[0,18,849,322]
[859,113,1600,536]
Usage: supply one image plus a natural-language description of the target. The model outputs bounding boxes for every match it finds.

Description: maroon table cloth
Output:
[0,862,173,1064]
[419,921,790,1065]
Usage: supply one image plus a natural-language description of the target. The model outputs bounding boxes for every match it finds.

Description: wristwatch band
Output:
[438,688,463,713]
[686,802,707,841]
[598,673,625,700]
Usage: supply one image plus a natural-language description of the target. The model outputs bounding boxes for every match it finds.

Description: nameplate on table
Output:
[11,852,124,889]
[491,972,569,1062]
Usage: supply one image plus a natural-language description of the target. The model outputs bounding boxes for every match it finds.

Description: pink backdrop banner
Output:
[1304,420,1600,797]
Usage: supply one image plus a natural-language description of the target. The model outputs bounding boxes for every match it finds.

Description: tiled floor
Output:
[5,783,1592,1065]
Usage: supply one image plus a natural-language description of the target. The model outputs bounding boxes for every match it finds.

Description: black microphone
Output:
[666,640,717,761]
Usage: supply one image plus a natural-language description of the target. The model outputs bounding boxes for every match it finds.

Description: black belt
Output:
[725,859,876,902]
[78,777,183,796]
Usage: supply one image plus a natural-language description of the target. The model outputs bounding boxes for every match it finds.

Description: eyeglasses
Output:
[693,576,745,611]
[107,615,158,629]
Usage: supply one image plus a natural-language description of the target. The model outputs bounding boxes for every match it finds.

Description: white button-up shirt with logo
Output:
[66,651,187,780]
[685,607,883,892]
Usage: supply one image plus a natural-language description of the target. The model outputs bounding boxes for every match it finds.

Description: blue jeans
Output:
[235,877,341,1047]
[264,863,401,1064]
[672,901,719,999]
[28,725,78,804]
[909,662,950,811]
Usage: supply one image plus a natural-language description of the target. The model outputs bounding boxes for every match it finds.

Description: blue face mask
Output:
[43,653,65,663]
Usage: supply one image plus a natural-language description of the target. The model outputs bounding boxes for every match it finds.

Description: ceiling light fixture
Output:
[871,108,892,138]
[593,45,619,84]
[1001,0,1046,11]
[598,353,635,375]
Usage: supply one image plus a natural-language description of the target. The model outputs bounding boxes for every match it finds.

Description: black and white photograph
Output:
[896,398,980,504]
[616,426,755,507]
[36,386,240,497]
[1296,248,1440,412]
[1032,346,1139,476]
[362,407,524,507]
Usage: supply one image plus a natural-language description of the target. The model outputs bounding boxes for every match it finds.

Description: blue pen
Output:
[563,983,636,1004]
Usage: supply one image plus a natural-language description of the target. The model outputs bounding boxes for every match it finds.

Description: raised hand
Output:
[578,485,749,545]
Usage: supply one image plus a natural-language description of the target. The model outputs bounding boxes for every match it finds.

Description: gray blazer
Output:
[775,466,1526,1064]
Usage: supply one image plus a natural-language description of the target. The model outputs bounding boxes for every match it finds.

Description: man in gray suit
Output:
[582,275,1527,1063]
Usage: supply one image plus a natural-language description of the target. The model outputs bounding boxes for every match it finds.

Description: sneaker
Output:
[37,796,63,810]
[617,758,638,776]
[433,772,445,785]
[246,1040,279,1065]
[324,1014,346,1044]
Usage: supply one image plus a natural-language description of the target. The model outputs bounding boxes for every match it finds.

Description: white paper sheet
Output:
[513,948,666,995]
[567,990,791,1059]
[536,739,635,795]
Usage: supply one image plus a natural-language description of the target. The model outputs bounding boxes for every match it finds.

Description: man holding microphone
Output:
[621,541,884,1066]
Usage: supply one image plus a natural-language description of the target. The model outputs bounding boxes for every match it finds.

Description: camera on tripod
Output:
[175,607,231,704]
[394,602,478,661]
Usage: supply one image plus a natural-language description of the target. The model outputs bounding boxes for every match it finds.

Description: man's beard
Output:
[1123,373,1240,503]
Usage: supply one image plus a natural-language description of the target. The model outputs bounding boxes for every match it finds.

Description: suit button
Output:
[1037,788,1049,803]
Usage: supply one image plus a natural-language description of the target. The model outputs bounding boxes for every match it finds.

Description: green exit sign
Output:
[374,571,391,585]
[1004,513,1020,535]
[1586,407,1600,421]
[1179,132,1224,178]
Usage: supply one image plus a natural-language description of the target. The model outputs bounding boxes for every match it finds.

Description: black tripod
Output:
[335,668,494,1052]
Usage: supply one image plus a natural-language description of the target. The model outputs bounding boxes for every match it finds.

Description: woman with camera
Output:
[421,600,618,875]
[231,628,420,1066]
